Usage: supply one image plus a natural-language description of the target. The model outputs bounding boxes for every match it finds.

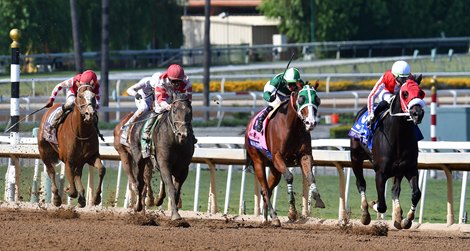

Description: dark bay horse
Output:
[37,84,106,207]
[350,78,426,229]
[245,83,325,226]
[114,94,194,220]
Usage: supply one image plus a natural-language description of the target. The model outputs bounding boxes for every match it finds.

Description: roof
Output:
[187,0,261,7]
[182,15,279,26]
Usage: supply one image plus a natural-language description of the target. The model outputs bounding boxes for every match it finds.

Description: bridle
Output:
[70,84,96,140]
[74,84,96,115]
[167,97,192,137]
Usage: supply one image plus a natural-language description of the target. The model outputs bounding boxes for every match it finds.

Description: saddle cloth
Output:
[247,104,281,160]
[43,106,62,144]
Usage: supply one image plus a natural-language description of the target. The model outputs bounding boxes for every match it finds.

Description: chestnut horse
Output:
[245,83,325,226]
[37,84,106,207]
[114,94,194,220]
[350,78,426,229]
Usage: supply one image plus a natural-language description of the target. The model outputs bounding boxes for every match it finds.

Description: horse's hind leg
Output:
[144,163,155,207]
[351,149,371,225]
[402,172,421,229]
[391,176,404,229]
[253,160,279,226]
[266,168,285,219]
[155,180,166,207]
[90,157,106,206]
[45,163,62,206]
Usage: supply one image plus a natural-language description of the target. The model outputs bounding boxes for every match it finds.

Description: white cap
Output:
[391,60,411,77]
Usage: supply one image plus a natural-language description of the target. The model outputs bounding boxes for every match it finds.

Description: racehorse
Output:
[350,78,426,229]
[245,82,325,227]
[114,93,194,220]
[37,84,106,207]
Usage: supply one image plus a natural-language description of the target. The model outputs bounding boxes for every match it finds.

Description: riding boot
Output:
[47,107,64,135]
[255,106,273,132]
[141,114,157,158]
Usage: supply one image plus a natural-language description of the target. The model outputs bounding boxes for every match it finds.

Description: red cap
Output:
[167,64,185,80]
[80,70,98,85]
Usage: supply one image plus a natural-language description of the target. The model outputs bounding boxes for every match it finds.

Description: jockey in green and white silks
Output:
[256,67,304,132]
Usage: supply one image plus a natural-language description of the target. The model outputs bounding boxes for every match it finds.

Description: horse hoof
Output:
[53,196,62,207]
[394,220,403,229]
[288,210,298,222]
[272,218,281,227]
[93,195,102,206]
[155,197,164,207]
[171,213,182,221]
[401,219,412,229]
[315,198,326,208]
[78,197,86,208]
[135,203,143,212]
[361,212,371,225]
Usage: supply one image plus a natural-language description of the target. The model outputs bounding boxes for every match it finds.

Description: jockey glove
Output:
[45,98,54,108]
[135,93,142,100]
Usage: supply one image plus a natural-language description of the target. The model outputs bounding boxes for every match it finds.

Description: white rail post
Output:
[238,166,247,215]
[458,171,467,224]
[115,161,123,207]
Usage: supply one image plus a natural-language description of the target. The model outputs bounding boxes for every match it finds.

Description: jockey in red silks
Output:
[140,64,195,158]
[365,60,411,127]
[45,70,101,137]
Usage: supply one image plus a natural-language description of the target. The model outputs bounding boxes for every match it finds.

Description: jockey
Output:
[141,64,194,158]
[365,60,411,127]
[120,73,159,146]
[45,70,101,138]
[255,67,303,132]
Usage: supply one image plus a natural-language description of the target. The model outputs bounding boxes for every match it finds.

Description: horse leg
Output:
[300,155,325,211]
[134,162,146,212]
[155,180,166,207]
[373,171,388,214]
[253,159,279,226]
[159,165,181,221]
[351,153,370,225]
[266,168,284,219]
[402,172,421,229]
[89,157,106,206]
[391,176,403,229]
[74,168,86,208]
[64,162,78,199]
[144,163,155,207]
[45,163,62,206]
[273,154,296,223]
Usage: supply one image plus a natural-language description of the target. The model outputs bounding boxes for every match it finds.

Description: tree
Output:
[70,0,83,72]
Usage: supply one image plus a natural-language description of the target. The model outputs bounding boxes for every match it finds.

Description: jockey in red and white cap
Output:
[365,60,411,126]
[45,70,100,134]
[153,64,192,113]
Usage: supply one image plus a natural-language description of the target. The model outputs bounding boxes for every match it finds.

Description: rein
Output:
[388,95,413,121]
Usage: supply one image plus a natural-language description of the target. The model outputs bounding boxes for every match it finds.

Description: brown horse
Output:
[350,78,426,229]
[245,83,325,226]
[114,93,194,220]
[37,84,106,207]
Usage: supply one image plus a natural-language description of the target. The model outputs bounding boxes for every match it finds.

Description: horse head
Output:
[75,84,97,124]
[169,93,193,144]
[398,78,426,125]
[292,81,321,131]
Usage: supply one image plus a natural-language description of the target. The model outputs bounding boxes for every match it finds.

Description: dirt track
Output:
[0,203,469,251]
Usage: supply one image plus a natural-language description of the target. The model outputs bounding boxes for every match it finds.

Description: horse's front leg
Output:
[144,163,155,207]
[45,163,62,206]
[273,154,297,222]
[300,154,325,212]
[351,150,370,225]
[373,171,387,214]
[391,176,404,229]
[90,156,106,206]
[64,162,78,199]
[402,172,421,229]
[158,163,181,221]
[74,166,86,207]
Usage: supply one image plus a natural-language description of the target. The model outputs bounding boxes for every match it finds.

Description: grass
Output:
[1,164,468,224]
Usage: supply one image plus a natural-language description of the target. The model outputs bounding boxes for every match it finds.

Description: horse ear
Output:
[314,80,320,90]
[413,74,423,85]
[315,95,321,106]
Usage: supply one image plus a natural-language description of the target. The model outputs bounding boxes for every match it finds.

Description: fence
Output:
[0,135,468,225]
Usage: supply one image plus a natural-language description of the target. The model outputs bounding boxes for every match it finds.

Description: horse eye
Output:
[402,91,409,99]
[298,96,306,105]
[315,96,321,106]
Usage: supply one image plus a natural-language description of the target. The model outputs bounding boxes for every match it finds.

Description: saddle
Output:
[43,106,71,144]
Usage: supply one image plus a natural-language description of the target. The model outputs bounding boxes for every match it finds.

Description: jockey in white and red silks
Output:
[46,70,100,134]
